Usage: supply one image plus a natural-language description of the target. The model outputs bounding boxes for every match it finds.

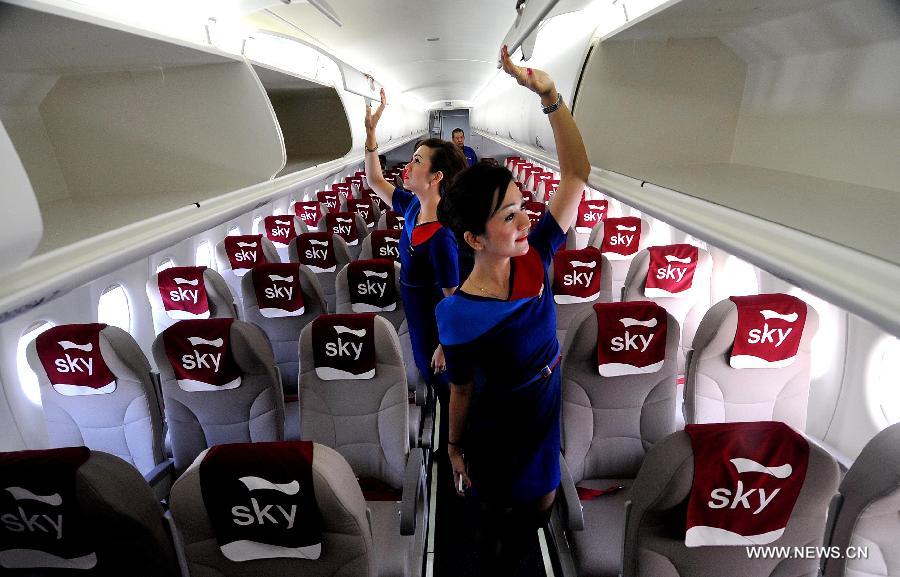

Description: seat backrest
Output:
[579,216,652,299]
[824,421,900,577]
[292,199,328,230]
[215,234,281,309]
[0,447,179,576]
[241,263,327,395]
[561,303,678,484]
[549,248,614,345]
[359,229,402,262]
[262,214,307,263]
[299,314,408,489]
[289,232,352,313]
[622,424,840,577]
[623,245,713,373]
[152,318,284,473]
[147,265,238,334]
[169,441,374,577]
[27,323,166,479]
[320,212,369,260]
[342,197,381,230]
[335,260,405,332]
[684,294,818,430]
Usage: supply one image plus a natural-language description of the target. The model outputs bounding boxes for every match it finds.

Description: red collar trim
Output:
[411,221,443,246]
[509,247,544,301]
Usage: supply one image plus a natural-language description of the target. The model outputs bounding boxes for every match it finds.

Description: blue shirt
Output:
[392,187,459,289]
[462,145,478,167]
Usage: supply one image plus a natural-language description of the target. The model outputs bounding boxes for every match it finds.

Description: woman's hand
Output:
[364,88,387,133]
[448,445,471,496]
[499,45,556,99]
[431,344,446,375]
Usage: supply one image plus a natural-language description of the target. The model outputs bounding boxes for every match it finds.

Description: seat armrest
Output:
[558,454,584,531]
[415,379,427,407]
[400,448,425,536]
[419,409,434,450]
[145,458,174,488]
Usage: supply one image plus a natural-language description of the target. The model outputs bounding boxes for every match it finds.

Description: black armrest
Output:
[400,448,425,536]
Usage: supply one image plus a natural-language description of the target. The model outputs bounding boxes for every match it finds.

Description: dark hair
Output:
[451,128,464,136]
[418,138,467,197]
[437,163,513,252]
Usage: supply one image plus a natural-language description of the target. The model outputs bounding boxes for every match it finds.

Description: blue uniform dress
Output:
[393,187,459,386]
[437,212,566,506]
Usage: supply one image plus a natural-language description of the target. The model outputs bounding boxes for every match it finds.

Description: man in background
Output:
[451,128,478,167]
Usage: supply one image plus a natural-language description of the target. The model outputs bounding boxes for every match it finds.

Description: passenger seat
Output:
[320,211,369,260]
[549,247,613,344]
[823,421,900,577]
[578,216,652,300]
[152,318,284,473]
[27,323,172,494]
[215,234,280,311]
[0,447,180,576]
[556,302,678,577]
[684,294,817,430]
[262,214,307,263]
[298,313,427,577]
[289,231,351,313]
[622,422,839,577]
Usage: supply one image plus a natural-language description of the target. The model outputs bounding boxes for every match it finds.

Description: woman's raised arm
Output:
[499,45,590,232]
[364,88,397,206]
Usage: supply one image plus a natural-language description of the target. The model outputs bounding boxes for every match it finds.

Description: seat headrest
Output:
[729,294,808,369]
[600,216,642,260]
[644,244,701,298]
[293,200,322,228]
[325,212,361,247]
[383,210,405,231]
[35,324,116,396]
[161,318,241,391]
[370,229,401,262]
[552,247,604,304]
[593,301,668,376]
[311,314,377,380]
[347,199,375,228]
[263,215,300,249]
[0,446,95,570]
[684,421,809,547]
[346,259,398,313]
[251,263,307,318]
[575,199,608,233]
[198,441,322,562]
[223,235,268,276]
[293,232,338,273]
[316,190,339,212]
[524,201,546,228]
[156,266,211,320]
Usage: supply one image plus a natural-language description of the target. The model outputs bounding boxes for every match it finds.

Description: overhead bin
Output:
[574,0,900,267]
[250,63,352,178]
[0,2,284,256]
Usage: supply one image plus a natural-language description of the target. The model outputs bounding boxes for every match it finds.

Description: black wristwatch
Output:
[542,92,563,114]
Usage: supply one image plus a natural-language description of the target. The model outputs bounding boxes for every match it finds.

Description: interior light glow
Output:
[789,288,843,380]
[719,255,759,298]
[17,322,54,406]
[868,336,900,425]
[98,284,132,334]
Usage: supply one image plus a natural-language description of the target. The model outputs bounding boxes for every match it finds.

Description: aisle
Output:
[429,400,549,577]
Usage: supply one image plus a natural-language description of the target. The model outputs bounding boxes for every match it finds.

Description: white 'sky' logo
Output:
[53,341,94,375]
[563,260,597,287]
[610,317,657,352]
[233,242,258,263]
[377,237,399,258]
[264,275,294,300]
[581,204,606,222]
[325,326,366,360]
[1,487,64,539]
[707,458,792,514]
[231,476,299,529]
[181,336,223,372]
[270,222,293,238]
[656,254,692,281]
[747,310,799,348]
[304,239,329,261]
[169,277,200,303]
[608,225,637,248]
[332,218,352,236]
[390,216,405,230]
[357,270,388,298]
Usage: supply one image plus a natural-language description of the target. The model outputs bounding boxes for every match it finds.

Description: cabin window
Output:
[868,335,900,425]
[273,207,285,216]
[195,240,213,269]
[16,321,54,406]
[252,216,264,235]
[156,258,176,273]
[789,288,842,380]
[227,225,241,236]
[98,284,132,333]
[720,255,759,297]
[684,234,708,251]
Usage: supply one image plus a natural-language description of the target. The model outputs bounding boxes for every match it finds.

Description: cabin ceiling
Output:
[248,0,519,105]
